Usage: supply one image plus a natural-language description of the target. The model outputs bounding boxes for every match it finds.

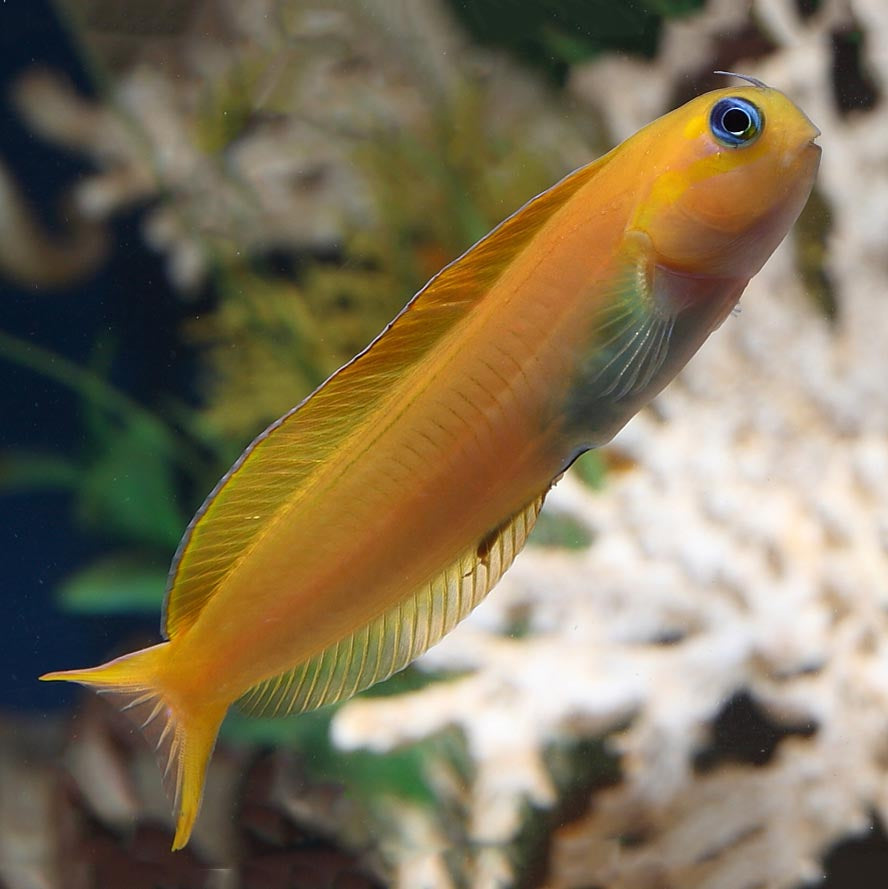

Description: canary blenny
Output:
[42,79,820,848]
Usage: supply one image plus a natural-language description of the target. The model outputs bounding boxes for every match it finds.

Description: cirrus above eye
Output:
[709,97,764,148]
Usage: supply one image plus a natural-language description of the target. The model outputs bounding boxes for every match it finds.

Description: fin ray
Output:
[40,644,227,851]
[564,232,682,436]
[236,493,546,718]
[163,154,612,641]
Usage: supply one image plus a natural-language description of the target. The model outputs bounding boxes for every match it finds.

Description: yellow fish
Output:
[42,78,820,849]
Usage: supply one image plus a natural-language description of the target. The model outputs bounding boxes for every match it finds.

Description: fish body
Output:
[41,83,820,848]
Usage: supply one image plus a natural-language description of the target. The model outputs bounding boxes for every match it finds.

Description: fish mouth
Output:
[802,123,821,156]
[807,123,821,150]
[785,131,820,168]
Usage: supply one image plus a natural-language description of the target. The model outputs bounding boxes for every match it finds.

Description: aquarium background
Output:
[2,1,887,887]
[0,0,169,713]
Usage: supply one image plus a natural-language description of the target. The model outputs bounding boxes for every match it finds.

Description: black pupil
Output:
[723,106,751,136]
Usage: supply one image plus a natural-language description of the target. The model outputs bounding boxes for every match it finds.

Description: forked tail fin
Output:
[40,643,226,850]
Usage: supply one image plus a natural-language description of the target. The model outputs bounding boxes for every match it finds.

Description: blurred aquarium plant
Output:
[0,324,223,614]
[1,0,660,617]
[451,0,706,82]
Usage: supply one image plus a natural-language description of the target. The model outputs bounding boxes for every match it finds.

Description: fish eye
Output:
[709,97,763,148]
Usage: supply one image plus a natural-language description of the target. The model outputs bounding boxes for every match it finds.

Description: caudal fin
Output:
[40,643,226,850]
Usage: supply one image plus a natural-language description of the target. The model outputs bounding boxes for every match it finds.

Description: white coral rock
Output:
[333,1,888,888]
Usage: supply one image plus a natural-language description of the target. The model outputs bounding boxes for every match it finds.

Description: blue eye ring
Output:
[709,97,763,148]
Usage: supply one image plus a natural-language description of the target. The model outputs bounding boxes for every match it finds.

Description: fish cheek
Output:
[645,168,779,276]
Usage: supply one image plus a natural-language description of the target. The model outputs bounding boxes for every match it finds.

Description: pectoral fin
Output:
[563,230,748,444]
[580,231,682,402]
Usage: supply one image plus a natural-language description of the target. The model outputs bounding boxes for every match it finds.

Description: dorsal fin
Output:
[162,154,610,640]
[236,493,546,717]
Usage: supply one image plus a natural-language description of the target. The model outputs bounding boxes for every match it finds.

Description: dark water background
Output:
[0,0,189,711]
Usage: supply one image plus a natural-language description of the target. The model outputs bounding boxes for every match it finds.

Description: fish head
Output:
[631,85,821,279]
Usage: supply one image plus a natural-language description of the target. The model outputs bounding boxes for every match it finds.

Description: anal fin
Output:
[236,492,546,717]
